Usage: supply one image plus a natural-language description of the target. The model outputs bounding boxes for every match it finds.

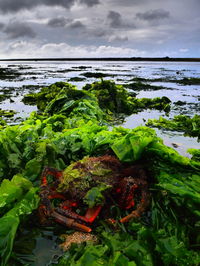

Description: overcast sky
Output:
[0,0,199,58]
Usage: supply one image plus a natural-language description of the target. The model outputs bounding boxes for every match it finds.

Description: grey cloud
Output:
[68,20,85,29]
[0,0,99,13]
[47,17,85,30]
[3,22,36,39]
[0,22,4,29]
[0,0,75,13]
[0,0,199,58]
[109,0,146,6]
[107,11,123,28]
[107,10,135,29]
[136,9,170,21]
[47,17,70,27]
[93,29,107,37]
[79,0,100,7]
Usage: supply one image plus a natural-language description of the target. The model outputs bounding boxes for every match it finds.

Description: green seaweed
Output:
[129,76,200,85]
[131,96,171,113]
[83,79,134,114]
[146,114,200,139]
[81,72,115,78]
[177,77,200,85]
[68,77,86,82]
[0,67,21,80]
[22,82,77,110]
[0,79,199,265]
[22,80,172,121]
[0,175,39,266]
[188,148,200,161]
[0,118,6,126]
[0,109,17,118]
[125,81,171,91]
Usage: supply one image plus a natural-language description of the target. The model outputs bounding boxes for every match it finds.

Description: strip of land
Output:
[0,57,200,62]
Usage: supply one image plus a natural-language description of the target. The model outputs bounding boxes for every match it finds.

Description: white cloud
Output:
[38,43,147,57]
[1,40,147,58]
[108,35,128,42]
[179,48,189,53]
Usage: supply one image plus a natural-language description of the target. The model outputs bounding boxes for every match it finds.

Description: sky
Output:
[0,0,199,58]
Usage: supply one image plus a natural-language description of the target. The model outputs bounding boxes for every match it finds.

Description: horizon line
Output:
[0,57,200,62]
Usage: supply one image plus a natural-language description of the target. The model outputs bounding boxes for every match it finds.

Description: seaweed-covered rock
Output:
[0,67,21,80]
[178,77,200,85]
[22,82,77,111]
[131,96,171,113]
[68,77,86,82]
[81,72,115,78]
[126,81,167,91]
[83,80,134,114]
[22,80,172,121]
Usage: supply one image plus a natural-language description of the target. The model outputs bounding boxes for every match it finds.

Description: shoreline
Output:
[0,57,200,62]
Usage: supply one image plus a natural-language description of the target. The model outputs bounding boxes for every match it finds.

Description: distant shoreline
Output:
[0,57,200,62]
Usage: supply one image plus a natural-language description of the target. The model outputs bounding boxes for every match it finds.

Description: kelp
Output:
[0,175,39,266]
[147,114,200,139]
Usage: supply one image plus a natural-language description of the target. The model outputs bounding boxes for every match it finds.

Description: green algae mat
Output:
[0,80,199,266]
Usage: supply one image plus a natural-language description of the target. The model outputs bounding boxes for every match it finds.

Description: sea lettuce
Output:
[111,126,157,162]
[0,175,32,212]
[188,148,200,161]
[0,178,39,266]
[0,80,199,265]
